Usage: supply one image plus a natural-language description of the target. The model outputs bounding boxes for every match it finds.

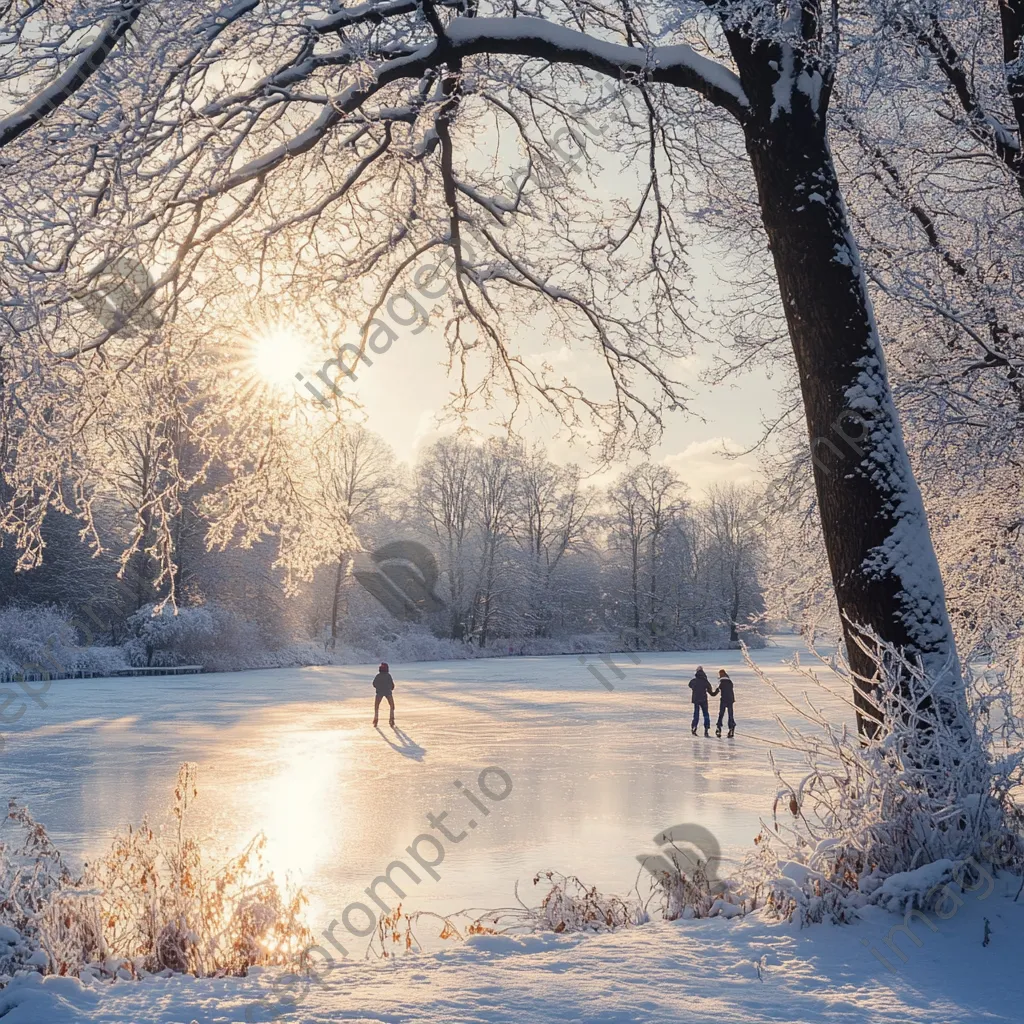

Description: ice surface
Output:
[1,636,838,937]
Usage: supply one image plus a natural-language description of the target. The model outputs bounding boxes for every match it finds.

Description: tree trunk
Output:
[743,103,974,749]
[479,536,498,648]
[468,588,479,641]
[648,536,658,640]
[631,541,641,649]
[330,554,346,648]
[480,591,491,648]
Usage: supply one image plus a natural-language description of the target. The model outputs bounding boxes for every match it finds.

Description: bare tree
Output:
[606,468,649,649]
[701,484,763,644]
[469,438,516,647]
[636,464,686,642]
[309,424,395,645]
[416,437,475,639]
[513,445,592,637]
[606,464,685,646]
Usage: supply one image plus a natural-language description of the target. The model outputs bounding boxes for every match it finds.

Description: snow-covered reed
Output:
[446,863,747,943]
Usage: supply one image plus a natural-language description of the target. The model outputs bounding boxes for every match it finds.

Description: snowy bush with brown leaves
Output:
[745,637,1024,924]
[0,764,310,985]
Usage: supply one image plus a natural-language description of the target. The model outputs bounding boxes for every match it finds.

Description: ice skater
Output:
[688,665,714,736]
[372,661,396,728]
[712,668,736,738]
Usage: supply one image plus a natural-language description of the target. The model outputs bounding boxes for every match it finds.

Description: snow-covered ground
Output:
[2,635,1020,1022]
[5,883,1021,1023]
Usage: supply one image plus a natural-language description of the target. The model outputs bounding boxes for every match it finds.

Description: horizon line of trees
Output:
[0,421,766,658]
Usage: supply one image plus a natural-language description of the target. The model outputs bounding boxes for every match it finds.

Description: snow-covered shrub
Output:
[528,872,648,933]
[463,861,748,941]
[123,602,340,671]
[364,862,749,957]
[0,801,83,983]
[268,640,333,668]
[0,605,81,677]
[0,605,75,671]
[0,605,127,677]
[70,645,129,676]
[364,904,502,959]
[464,873,649,936]
[374,628,476,664]
[0,764,310,985]
[195,609,278,672]
[745,635,1024,924]
[124,604,216,667]
[0,651,17,678]
[644,851,747,922]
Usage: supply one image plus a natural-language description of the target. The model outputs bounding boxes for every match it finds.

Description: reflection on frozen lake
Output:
[1,636,844,937]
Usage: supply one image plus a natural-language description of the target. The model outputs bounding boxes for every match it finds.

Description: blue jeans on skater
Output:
[692,701,710,731]
[716,701,736,731]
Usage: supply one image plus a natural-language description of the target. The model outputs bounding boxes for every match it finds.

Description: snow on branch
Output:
[307,0,420,32]
[442,18,748,117]
[222,46,442,187]
[222,12,746,189]
[0,1,145,150]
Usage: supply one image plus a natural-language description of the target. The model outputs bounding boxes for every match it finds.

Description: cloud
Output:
[662,437,763,489]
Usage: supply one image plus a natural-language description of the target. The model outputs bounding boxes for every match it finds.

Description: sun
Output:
[250,327,304,388]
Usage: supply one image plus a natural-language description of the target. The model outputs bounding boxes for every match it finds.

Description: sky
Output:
[266,88,790,495]
[280,242,786,495]
[353,330,778,492]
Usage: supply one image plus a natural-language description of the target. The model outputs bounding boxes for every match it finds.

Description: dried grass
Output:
[0,763,311,985]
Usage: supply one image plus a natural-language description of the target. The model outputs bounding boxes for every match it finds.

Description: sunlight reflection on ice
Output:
[250,725,351,920]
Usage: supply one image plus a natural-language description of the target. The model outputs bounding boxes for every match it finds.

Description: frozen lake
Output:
[1,635,845,943]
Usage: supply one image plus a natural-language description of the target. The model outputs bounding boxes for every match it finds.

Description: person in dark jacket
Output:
[688,666,714,736]
[712,668,736,738]
[372,662,396,728]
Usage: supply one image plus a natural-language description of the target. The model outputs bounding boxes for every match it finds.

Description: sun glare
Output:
[250,327,304,388]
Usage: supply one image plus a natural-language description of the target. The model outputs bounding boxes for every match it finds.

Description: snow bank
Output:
[2,880,1022,1023]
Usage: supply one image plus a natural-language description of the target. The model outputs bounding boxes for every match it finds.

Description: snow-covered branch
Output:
[0,1,144,150]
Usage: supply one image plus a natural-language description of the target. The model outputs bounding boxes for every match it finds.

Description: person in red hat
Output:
[372,661,396,728]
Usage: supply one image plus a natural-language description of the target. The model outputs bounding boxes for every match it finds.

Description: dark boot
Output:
[691,724,697,736]
[727,727,735,738]
[704,728,710,737]
[715,725,722,737]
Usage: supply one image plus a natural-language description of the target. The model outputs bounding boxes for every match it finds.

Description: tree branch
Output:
[0,0,145,151]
